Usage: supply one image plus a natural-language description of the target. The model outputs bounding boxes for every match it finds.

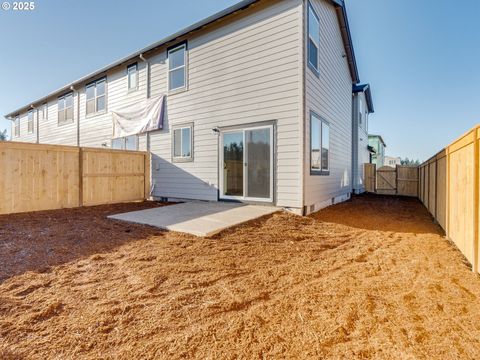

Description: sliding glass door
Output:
[220,125,273,202]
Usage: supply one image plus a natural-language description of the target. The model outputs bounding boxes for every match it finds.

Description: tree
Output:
[0,129,7,141]
[401,157,420,166]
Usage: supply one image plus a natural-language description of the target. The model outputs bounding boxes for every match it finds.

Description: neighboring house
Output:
[352,83,374,194]
[368,135,387,167]
[5,0,365,215]
[384,156,401,168]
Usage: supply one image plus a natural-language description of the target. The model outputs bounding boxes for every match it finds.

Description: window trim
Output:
[27,110,34,134]
[307,2,320,77]
[167,42,188,93]
[57,92,74,126]
[14,115,20,137]
[127,63,139,92]
[85,77,107,117]
[111,135,139,151]
[310,111,330,176]
[171,123,193,163]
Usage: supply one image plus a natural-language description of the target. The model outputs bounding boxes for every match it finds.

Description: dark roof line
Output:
[5,0,360,119]
[353,83,374,113]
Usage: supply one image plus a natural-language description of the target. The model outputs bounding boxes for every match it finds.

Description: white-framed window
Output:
[127,63,138,91]
[111,135,139,151]
[168,43,187,92]
[307,3,320,74]
[58,93,74,125]
[172,124,193,162]
[310,112,330,174]
[86,78,106,115]
[14,116,20,137]
[28,110,34,134]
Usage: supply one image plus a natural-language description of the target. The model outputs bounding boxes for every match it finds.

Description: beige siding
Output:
[148,0,303,207]
[304,0,353,213]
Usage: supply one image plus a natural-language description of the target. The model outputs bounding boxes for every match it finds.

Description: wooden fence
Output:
[0,141,150,215]
[364,164,419,197]
[419,125,480,273]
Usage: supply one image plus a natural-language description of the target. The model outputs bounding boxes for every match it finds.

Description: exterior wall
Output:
[352,91,370,194]
[147,0,303,209]
[303,0,353,214]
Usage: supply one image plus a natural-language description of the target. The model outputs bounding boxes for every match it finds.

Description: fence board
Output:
[420,125,480,273]
[397,166,419,197]
[364,163,376,192]
[0,142,149,215]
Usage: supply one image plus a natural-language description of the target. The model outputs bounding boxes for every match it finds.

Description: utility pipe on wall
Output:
[70,86,80,147]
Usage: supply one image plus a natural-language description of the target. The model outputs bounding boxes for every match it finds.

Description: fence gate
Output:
[376,166,397,195]
[363,164,419,197]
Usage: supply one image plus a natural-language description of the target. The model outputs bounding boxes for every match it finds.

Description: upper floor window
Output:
[14,116,20,137]
[310,112,330,174]
[58,93,74,125]
[28,110,34,134]
[127,63,138,91]
[308,4,320,74]
[168,43,187,91]
[86,78,106,115]
[172,124,193,162]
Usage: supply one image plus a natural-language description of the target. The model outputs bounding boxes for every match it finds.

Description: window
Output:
[127,63,138,91]
[308,4,320,74]
[310,112,330,174]
[168,44,187,91]
[40,103,47,121]
[14,116,20,137]
[58,93,74,125]
[86,78,106,115]
[172,124,193,161]
[111,135,138,150]
[28,110,34,134]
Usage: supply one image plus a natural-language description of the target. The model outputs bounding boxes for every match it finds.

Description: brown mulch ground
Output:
[1,195,480,359]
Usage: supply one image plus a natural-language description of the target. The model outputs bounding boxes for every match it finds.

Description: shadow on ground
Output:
[311,194,444,235]
[0,202,167,284]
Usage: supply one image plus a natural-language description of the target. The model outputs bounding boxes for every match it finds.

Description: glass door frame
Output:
[219,124,274,203]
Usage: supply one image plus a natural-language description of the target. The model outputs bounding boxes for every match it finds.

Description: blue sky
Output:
[1,0,479,161]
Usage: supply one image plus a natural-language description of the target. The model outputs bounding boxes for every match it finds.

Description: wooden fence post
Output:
[473,130,479,273]
[144,151,151,200]
[79,147,84,207]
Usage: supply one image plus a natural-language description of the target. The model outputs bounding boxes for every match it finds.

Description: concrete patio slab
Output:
[108,202,280,237]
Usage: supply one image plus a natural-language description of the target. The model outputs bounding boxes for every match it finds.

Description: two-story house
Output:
[368,134,387,167]
[5,0,368,215]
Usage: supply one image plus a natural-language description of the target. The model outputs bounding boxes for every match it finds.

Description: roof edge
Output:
[4,0,260,118]
[5,0,361,118]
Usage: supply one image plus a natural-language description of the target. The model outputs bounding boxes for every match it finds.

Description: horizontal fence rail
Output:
[0,141,150,215]
[420,125,480,273]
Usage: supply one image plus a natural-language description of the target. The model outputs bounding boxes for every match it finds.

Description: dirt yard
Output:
[1,195,480,359]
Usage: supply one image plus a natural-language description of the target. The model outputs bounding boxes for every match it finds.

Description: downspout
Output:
[301,0,307,215]
[140,53,153,198]
[34,105,39,143]
[70,85,80,147]
[29,104,38,143]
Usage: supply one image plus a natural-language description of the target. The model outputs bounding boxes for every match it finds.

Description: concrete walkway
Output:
[108,202,280,237]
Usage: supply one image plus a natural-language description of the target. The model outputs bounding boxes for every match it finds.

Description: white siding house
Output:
[352,83,374,194]
[5,0,367,215]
